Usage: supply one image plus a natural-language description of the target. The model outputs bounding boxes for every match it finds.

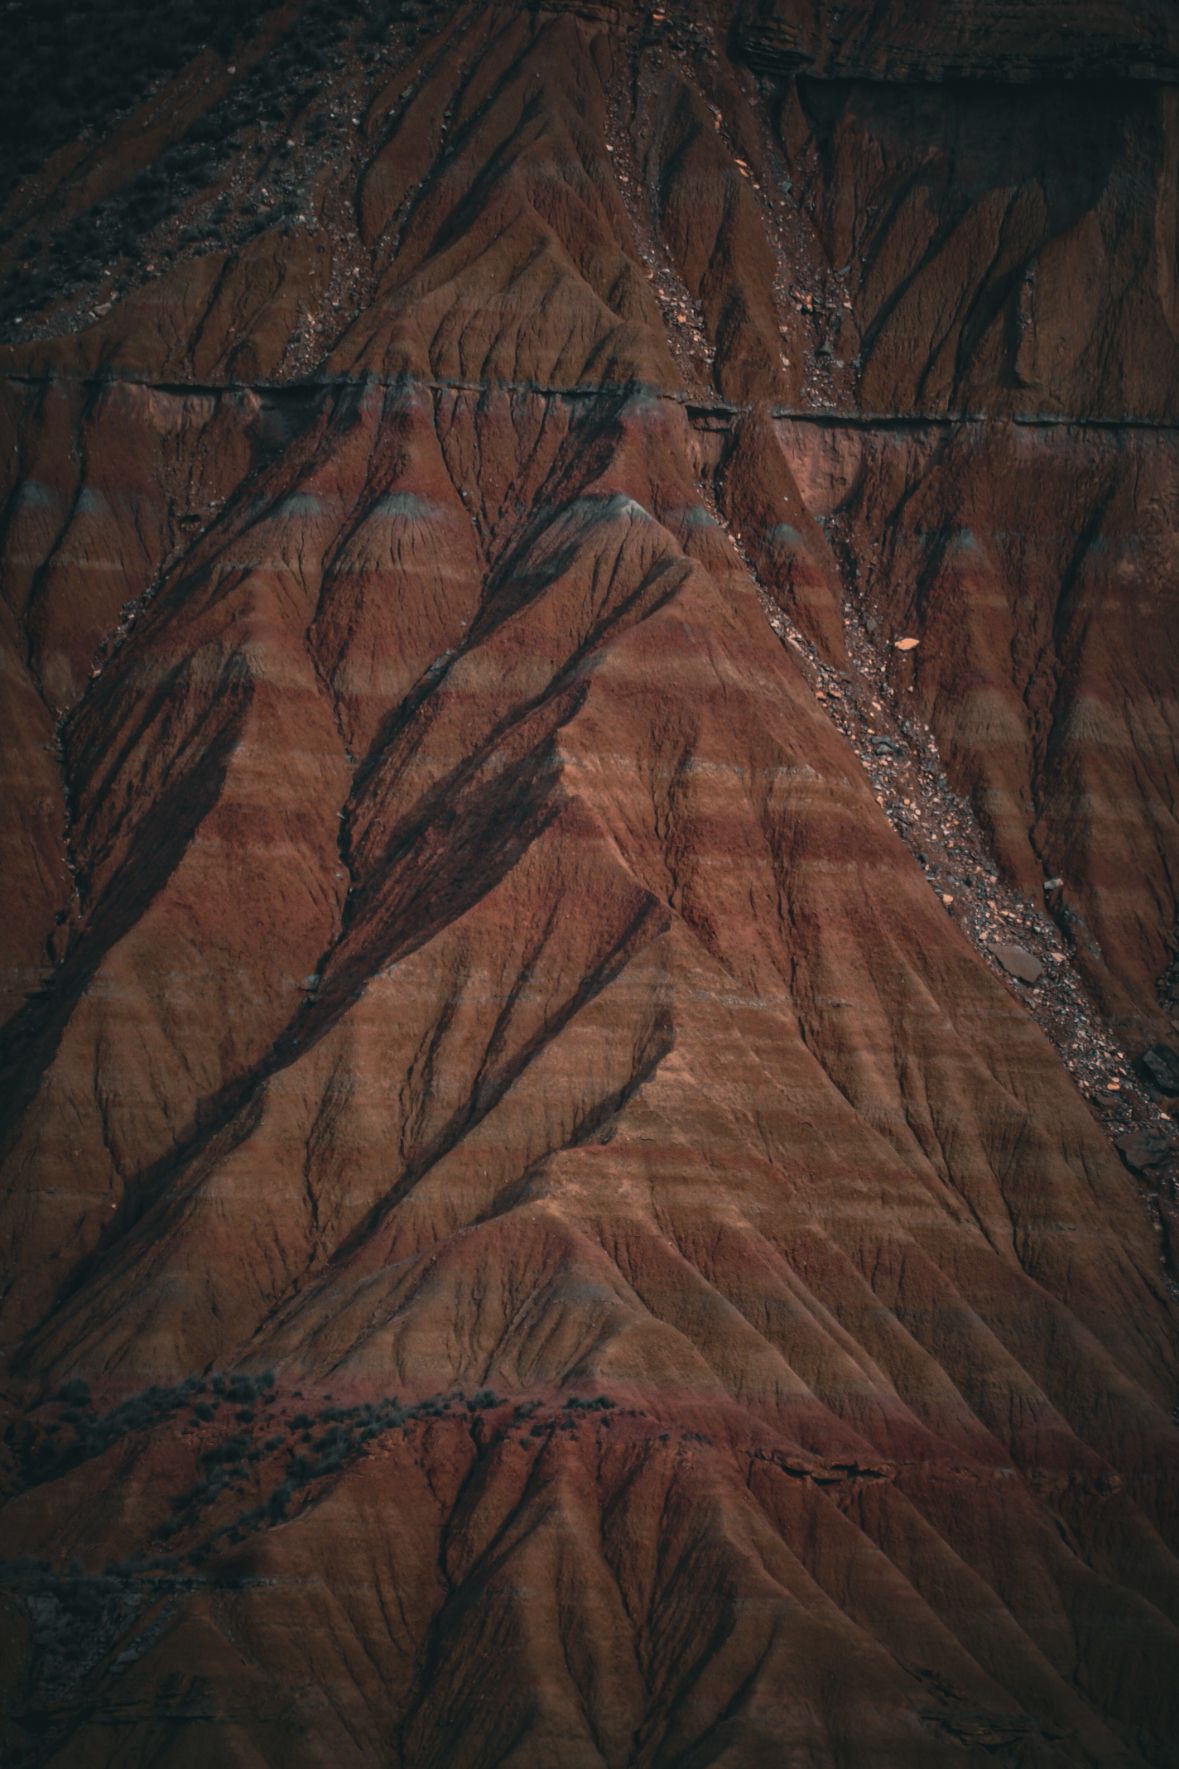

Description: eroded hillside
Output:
[2,2,1179,1764]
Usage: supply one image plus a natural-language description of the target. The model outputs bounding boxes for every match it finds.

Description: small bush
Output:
[267,1482,293,1518]
[201,1433,249,1468]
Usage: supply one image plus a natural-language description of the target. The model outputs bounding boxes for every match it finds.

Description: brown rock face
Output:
[2,4,1178,1765]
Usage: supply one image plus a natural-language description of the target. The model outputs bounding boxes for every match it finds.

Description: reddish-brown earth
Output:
[2,2,1179,1764]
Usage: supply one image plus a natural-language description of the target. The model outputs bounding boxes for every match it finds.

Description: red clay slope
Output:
[1,3,1178,1765]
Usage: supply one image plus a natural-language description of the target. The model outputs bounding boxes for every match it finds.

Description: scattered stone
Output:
[990,941,1042,984]
[893,636,919,651]
[1043,877,1063,893]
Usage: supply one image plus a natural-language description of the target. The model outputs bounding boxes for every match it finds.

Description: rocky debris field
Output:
[760,539,1179,1209]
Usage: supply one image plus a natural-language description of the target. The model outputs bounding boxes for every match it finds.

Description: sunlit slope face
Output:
[1,4,1178,1766]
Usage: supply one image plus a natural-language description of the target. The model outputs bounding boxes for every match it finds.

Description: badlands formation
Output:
[1,1,1179,1763]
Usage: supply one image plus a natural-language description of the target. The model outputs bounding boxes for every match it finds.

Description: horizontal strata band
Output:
[2,371,1177,431]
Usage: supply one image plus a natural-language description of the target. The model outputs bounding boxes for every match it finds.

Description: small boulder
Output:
[1116,1124,1176,1174]
[1137,1042,1179,1096]
[990,940,1042,984]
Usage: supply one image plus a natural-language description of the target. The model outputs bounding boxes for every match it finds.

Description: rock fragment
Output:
[1137,1042,1179,1096]
[989,940,1042,984]
[1116,1124,1176,1173]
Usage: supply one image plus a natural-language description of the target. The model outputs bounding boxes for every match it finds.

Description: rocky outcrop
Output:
[1,3,1178,1765]
[736,0,1179,82]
